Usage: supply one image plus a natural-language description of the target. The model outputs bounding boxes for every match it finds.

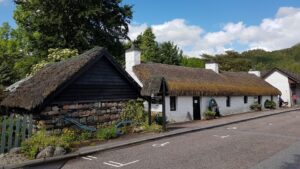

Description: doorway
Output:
[193,97,201,120]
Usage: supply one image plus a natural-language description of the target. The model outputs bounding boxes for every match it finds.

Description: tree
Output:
[158,41,183,65]
[13,0,133,61]
[0,61,15,86]
[180,57,205,68]
[136,28,159,62]
[0,22,24,86]
[29,48,78,76]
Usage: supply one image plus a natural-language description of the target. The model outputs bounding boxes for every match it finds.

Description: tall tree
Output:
[0,22,24,85]
[13,0,133,61]
[158,41,183,65]
[136,28,159,62]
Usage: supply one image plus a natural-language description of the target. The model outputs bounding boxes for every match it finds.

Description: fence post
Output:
[28,114,33,137]
[7,114,14,150]
[21,115,27,141]
[0,116,7,153]
[14,118,20,147]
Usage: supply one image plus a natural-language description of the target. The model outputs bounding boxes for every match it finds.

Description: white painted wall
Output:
[200,96,254,116]
[264,71,291,107]
[165,96,194,122]
[144,95,274,123]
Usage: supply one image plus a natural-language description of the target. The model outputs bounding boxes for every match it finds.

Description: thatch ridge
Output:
[1,47,105,111]
[134,63,281,96]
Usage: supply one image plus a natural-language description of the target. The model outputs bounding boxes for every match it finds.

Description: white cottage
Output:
[263,68,300,107]
[125,47,281,123]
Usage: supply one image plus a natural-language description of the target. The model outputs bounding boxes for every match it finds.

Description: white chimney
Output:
[248,70,261,77]
[205,63,219,74]
[125,45,143,87]
[125,45,141,72]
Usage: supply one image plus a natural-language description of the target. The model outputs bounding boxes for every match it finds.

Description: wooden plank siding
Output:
[53,57,139,104]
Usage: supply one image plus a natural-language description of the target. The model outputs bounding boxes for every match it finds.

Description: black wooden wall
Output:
[53,56,139,104]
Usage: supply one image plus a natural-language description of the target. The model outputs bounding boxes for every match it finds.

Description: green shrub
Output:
[21,130,70,159]
[78,132,93,141]
[120,125,133,135]
[96,126,118,140]
[61,128,77,142]
[204,110,216,120]
[120,99,146,124]
[250,102,262,111]
[155,113,164,125]
[264,100,276,109]
[141,123,163,133]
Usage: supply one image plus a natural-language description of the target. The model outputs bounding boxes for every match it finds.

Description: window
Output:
[258,96,262,104]
[226,96,231,107]
[244,96,248,104]
[271,95,273,101]
[170,96,176,111]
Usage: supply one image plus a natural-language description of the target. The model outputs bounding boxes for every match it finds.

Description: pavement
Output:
[4,107,300,169]
[61,109,300,169]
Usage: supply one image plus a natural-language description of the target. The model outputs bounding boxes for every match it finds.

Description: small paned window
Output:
[226,96,231,107]
[244,96,248,104]
[170,96,176,111]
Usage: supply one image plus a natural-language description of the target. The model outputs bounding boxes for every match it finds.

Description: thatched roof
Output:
[1,47,140,111]
[263,68,300,83]
[133,63,281,96]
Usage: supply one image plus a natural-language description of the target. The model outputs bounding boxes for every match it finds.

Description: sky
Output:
[1,0,300,56]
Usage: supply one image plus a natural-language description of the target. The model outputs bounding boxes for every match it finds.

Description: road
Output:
[37,110,300,169]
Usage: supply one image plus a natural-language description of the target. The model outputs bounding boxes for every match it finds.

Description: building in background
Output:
[263,68,300,107]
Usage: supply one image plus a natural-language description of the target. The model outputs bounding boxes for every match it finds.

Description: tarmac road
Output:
[36,110,300,169]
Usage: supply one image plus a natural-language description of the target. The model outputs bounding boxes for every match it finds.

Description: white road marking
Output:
[268,123,273,125]
[103,160,140,168]
[82,157,93,160]
[87,155,97,159]
[227,127,237,130]
[152,142,170,147]
[213,135,230,139]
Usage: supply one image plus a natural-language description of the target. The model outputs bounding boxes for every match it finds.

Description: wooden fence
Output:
[0,114,33,153]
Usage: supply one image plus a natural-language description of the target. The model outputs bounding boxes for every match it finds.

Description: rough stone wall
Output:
[35,101,126,130]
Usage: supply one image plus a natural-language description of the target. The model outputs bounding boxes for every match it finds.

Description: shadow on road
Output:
[280,154,300,169]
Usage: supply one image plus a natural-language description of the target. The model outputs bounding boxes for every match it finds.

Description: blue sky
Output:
[1,0,300,56]
[123,0,300,31]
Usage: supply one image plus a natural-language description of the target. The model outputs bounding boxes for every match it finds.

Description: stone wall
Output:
[36,101,126,130]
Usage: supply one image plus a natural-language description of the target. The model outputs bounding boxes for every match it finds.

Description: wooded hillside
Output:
[203,44,300,73]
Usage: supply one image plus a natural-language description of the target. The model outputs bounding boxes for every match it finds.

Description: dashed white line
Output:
[103,160,140,168]
[152,142,170,147]
[214,135,230,139]
[87,155,97,159]
[227,127,237,130]
[82,157,93,160]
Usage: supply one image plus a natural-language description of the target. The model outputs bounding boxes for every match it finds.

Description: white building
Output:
[125,47,281,123]
[263,68,300,107]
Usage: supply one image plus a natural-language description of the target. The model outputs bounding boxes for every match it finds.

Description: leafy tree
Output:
[0,61,15,86]
[158,41,183,65]
[29,48,78,75]
[0,22,25,86]
[136,28,159,62]
[13,0,133,62]
[180,57,205,68]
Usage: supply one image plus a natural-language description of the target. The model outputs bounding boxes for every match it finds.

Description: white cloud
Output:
[129,7,300,56]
